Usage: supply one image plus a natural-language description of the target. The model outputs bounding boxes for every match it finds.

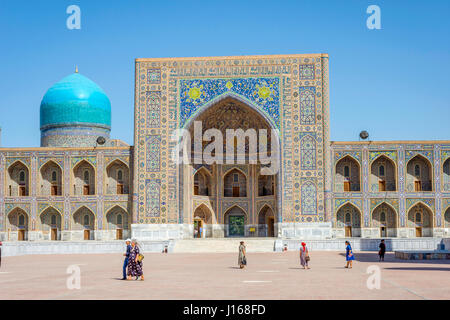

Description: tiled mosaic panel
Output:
[134,55,329,224]
[145,179,160,217]
[179,77,280,129]
[146,91,161,128]
[145,135,161,172]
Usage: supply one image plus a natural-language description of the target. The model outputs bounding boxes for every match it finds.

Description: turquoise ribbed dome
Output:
[40,72,111,129]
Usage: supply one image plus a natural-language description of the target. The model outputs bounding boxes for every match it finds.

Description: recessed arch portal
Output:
[443,157,450,192]
[40,206,62,240]
[371,202,398,237]
[7,208,29,241]
[106,205,129,240]
[179,96,281,237]
[224,205,247,237]
[406,155,432,192]
[336,203,362,237]
[193,203,213,238]
[105,159,129,195]
[407,202,433,237]
[73,160,96,195]
[335,156,361,192]
[7,160,30,197]
[40,160,63,196]
[370,155,396,192]
[258,204,276,237]
[72,206,96,240]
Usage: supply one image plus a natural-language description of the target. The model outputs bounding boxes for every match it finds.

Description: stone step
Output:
[172,238,276,253]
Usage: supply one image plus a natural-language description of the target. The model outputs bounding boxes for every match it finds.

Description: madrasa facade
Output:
[0,54,449,242]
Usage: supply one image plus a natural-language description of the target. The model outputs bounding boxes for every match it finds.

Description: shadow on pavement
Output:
[384,267,450,271]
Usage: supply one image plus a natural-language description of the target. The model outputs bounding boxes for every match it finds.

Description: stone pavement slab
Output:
[0,251,449,300]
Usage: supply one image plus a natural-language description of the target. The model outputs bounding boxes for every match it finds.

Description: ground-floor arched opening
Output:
[40,207,62,240]
[7,208,29,241]
[258,205,276,237]
[193,204,213,238]
[224,206,247,237]
[72,207,96,240]
[371,203,398,237]
[407,203,433,237]
[336,203,362,237]
[106,206,130,240]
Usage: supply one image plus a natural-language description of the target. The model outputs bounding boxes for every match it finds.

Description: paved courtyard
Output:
[0,251,449,300]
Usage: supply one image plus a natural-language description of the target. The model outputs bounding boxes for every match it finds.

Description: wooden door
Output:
[415,227,422,237]
[51,185,58,196]
[380,227,386,237]
[232,187,240,197]
[116,228,123,240]
[193,185,199,195]
[83,185,90,195]
[344,181,351,192]
[345,226,352,237]
[18,229,25,241]
[379,180,386,192]
[267,217,274,237]
[414,181,421,191]
[51,228,57,240]
[84,229,90,240]
[19,186,26,196]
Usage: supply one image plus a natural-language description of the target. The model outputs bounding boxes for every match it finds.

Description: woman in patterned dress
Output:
[299,242,310,269]
[238,241,246,269]
[127,239,144,280]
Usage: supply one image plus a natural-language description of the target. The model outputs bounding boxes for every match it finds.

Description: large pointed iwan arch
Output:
[177,95,283,230]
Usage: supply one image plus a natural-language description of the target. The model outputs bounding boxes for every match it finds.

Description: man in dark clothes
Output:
[122,239,132,280]
[379,239,386,261]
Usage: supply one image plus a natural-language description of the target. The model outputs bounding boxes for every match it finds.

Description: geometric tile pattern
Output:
[300,135,316,170]
[299,87,316,125]
[145,135,160,172]
[179,77,280,129]
[301,179,317,215]
[146,91,161,128]
[299,64,315,80]
[145,179,160,217]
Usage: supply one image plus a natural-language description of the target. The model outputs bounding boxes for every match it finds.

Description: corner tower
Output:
[40,70,111,147]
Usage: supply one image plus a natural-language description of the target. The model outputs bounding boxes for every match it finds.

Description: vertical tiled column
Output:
[217,165,222,224]
[398,145,406,227]
[97,151,104,230]
[281,75,291,223]
[31,153,37,230]
[322,56,332,224]
[249,165,255,225]
[434,144,442,227]
[64,152,71,230]
[362,146,370,227]
[0,153,4,231]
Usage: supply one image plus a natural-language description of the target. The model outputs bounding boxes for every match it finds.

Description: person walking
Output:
[238,241,246,269]
[127,239,144,281]
[378,239,386,262]
[299,242,310,269]
[345,241,355,269]
[121,239,131,280]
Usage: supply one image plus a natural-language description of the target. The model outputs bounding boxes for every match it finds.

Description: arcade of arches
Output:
[183,98,279,238]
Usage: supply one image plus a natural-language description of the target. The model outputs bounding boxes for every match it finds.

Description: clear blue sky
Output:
[0,0,449,147]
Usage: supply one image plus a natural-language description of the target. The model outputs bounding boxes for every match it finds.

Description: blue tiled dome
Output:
[40,72,111,130]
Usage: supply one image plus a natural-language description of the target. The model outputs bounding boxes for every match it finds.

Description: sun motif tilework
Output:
[179,77,280,129]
